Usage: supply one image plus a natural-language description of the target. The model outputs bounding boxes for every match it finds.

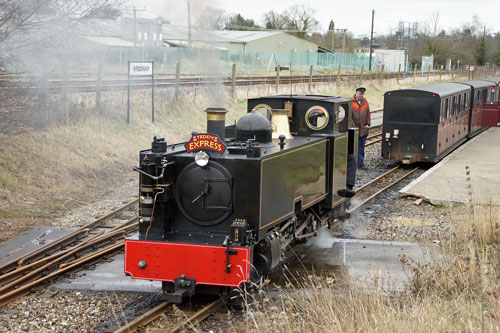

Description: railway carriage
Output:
[478,77,500,127]
[381,83,471,163]
[124,95,357,303]
[455,80,497,135]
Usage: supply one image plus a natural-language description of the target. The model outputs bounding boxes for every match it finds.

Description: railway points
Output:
[400,127,500,206]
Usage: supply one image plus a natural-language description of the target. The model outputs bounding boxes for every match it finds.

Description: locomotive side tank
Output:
[124,95,356,303]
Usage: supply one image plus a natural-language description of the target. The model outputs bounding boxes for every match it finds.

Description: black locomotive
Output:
[124,95,357,303]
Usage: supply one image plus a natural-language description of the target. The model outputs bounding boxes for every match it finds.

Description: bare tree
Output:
[0,0,123,68]
[262,5,319,38]
[194,7,226,30]
[286,4,319,37]
[262,10,289,30]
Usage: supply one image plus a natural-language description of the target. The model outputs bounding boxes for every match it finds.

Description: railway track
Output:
[0,199,139,307]
[0,71,442,94]
[347,165,420,214]
[112,298,224,333]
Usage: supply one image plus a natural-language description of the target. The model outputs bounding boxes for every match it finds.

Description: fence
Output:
[91,48,376,75]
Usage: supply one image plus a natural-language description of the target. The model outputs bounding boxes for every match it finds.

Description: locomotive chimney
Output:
[205,108,228,141]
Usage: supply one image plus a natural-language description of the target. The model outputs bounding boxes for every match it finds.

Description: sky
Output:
[133,0,500,37]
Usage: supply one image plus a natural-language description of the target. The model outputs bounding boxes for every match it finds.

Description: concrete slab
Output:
[0,226,76,266]
[303,231,436,292]
[400,127,500,206]
[53,253,162,292]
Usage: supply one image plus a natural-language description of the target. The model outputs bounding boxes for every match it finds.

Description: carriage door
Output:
[483,86,500,127]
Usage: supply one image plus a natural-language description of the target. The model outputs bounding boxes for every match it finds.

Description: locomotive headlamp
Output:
[195,151,209,167]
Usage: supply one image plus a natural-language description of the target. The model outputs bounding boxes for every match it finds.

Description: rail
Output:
[347,166,420,214]
[0,71,450,94]
[0,199,139,306]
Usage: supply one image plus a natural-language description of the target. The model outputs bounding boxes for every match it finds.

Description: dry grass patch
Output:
[226,205,500,332]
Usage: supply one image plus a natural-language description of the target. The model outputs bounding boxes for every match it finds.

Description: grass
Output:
[224,204,500,332]
[0,73,465,241]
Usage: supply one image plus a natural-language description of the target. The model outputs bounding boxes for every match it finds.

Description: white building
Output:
[374,49,408,72]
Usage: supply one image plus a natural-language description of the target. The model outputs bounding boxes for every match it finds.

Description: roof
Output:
[162,25,242,43]
[480,77,500,85]
[213,31,281,42]
[80,19,122,37]
[456,80,496,89]
[84,35,134,47]
[252,94,351,103]
[386,83,470,98]
[161,28,318,48]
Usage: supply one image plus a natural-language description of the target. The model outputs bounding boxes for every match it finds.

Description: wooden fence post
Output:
[231,63,236,97]
[96,53,104,114]
[413,63,418,82]
[175,62,180,100]
[308,65,313,92]
[336,65,342,86]
[275,65,280,93]
[451,65,454,80]
[40,64,48,126]
[380,65,385,85]
[397,64,401,84]
[439,65,443,80]
[427,66,430,80]
[61,60,68,125]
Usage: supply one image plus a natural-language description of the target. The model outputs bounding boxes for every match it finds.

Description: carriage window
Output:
[440,99,445,121]
[487,90,493,104]
[494,90,500,104]
[444,99,449,119]
[452,96,457,115]
[477,90,483,105]
[305,106,329,130]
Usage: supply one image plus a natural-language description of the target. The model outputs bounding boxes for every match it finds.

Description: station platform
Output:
[400,127,500,206]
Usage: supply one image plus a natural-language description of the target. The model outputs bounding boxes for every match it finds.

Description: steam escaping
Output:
[306,225,337,249]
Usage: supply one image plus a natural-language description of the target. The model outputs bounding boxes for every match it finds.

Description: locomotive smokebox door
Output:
[175,161,233,226]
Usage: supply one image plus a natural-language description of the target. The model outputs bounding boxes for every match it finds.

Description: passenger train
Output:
[382,77,500,163]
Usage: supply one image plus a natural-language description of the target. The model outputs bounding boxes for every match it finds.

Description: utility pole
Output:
[368,9,375,71]
[342,29,346,66]
[133,6,137,47]
[187,1,192,46]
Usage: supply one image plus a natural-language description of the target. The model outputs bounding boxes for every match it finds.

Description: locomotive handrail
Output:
[132,162,174,180]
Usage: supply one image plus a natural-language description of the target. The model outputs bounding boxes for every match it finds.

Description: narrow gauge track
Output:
[348,165,420,214]
[0,72,442,94]
[0,199,139,307]
[113,298,224,333]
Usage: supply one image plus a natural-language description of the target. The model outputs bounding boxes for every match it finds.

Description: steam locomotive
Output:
[124,95,357,303]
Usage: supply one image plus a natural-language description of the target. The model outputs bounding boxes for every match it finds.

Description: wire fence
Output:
[103,48,375,75]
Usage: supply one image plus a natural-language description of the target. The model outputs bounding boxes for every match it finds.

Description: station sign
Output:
[129,61,153,76]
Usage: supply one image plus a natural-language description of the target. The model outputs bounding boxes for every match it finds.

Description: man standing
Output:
[352,87,370,169]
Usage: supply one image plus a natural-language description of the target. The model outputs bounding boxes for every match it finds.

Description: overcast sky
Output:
[134,0,500,37]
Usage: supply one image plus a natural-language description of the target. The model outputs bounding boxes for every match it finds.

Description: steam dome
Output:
[235,111,272,143]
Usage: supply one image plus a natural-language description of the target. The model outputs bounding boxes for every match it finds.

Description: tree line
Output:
[197,7,500,68]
